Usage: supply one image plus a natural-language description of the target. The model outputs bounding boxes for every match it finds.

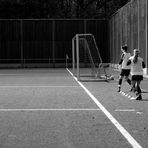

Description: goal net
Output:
[72,34,112,81]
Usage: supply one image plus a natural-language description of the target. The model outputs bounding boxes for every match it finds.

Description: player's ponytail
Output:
[133,55,138,63]
[133,49,140,63]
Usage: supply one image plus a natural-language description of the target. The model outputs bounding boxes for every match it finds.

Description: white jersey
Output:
[121,52,131,69]
[129,56,144,75]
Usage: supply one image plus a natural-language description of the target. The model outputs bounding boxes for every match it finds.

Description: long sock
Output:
[127,79,131,85]
[136,86,141,94]
[118,78,122,86]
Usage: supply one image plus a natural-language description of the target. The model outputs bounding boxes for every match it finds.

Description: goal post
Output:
[72,33,112,81]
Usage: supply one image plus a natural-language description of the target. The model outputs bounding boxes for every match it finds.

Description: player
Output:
[117,45,131,92]
[127,49,145,100]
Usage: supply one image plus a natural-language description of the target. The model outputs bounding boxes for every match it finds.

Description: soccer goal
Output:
[72,33,112,81]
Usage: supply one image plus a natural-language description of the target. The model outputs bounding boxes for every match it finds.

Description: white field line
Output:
[0,74,27,75]
[0,86,80,88]
[0,108,101,112]
[0,73,48,76]
[115,109,135,112]
[67,68,142,148]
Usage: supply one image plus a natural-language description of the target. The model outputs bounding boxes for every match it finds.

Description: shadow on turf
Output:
[142,91,148,93]
[140,98,148,101]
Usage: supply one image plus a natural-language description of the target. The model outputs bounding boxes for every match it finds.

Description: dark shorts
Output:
[120,69,130,77]
[131,75,143,81]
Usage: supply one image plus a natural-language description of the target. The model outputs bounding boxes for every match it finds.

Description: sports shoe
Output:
[136,95,142,100]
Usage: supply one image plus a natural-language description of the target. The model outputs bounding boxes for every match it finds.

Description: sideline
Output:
[0,108,101,111]
[67,68,142,148]
[0,85,80,88]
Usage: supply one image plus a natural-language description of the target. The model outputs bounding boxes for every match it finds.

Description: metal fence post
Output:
[20,19,24,68]
[52,20,55,68]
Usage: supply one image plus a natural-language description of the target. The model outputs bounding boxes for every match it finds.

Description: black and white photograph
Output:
[0,0,147,147]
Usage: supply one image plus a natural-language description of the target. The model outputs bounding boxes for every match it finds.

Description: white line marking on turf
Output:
[0,86,80,88]
[67,68,142,148]
[0,74,25,76]
[0,109,101,111]
[136,112,143,115]
[115,109,135,112]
